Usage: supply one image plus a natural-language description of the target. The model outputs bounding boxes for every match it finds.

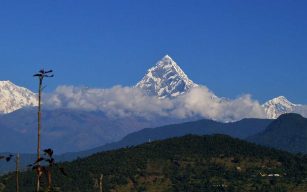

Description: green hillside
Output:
[1,135,307,192]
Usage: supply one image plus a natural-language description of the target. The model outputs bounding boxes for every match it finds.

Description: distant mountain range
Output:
[58,117,271,161]
[0,108,187,153]
[64,113,307,160]
[1,113,306,174]
[0,116,271,174]
[0,55,306,118]
[0,55,307,154]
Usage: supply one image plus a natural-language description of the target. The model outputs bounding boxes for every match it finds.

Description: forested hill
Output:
[1,135,307,191]
[60,117,272,160]
[0,117,271,175]
[249,113,307,153]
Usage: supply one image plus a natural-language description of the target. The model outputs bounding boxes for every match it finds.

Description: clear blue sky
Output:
[0,0,306,103]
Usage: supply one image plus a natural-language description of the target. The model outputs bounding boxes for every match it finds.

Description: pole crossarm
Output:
[33,69,54,78]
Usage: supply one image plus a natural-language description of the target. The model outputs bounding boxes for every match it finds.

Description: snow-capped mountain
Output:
[0,57,305,121]
[0,80,37,113]
[136,55,198,98]
[0,56,307,154]
[135,55,306,119]
[262,96,298,119]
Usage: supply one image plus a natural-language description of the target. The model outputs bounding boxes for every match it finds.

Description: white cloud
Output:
[171,86,266,121]
[44,85,174,119]
[44,85,266,121]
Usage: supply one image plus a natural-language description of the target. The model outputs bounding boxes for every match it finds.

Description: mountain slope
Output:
[263,96,297,119]
[76,117,272,158]
[0,107,187,153]
[1,57,307,156]
[249,113,307,153]
[2,135,307,191]
[41,118,272,164]
[136,55,198,98]
[0,81,37,113]
[0,117,272,174]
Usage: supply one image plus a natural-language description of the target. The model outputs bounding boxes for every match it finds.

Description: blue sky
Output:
[0,0,306,103]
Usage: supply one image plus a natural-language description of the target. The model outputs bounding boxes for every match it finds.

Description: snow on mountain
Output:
[262,96,298,119]
[0,80,37,113]
[136,55,198,98]
[0,57,305,121]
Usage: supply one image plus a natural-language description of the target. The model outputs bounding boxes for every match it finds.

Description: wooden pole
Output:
[16,153,19,192]
[36,77,42,192]
[47,169,52,191]
[99,174,103,192]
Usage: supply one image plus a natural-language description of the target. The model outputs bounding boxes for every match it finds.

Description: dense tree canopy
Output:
[1,135,307,191]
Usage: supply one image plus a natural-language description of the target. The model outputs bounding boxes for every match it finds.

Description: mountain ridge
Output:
[248,113,307,153]
[262,96,298,119]
[0,80,37,114]
[1,112,306,174]
[136,55,198,98]
[0,116,272,174]
[0,56,306,119]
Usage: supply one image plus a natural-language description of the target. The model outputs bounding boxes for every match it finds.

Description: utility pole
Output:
[33,69,54,192]
[16,153,19,192]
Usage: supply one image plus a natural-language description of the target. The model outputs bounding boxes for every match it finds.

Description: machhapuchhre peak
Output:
[1,55,307,191]
[0,55,306,118]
